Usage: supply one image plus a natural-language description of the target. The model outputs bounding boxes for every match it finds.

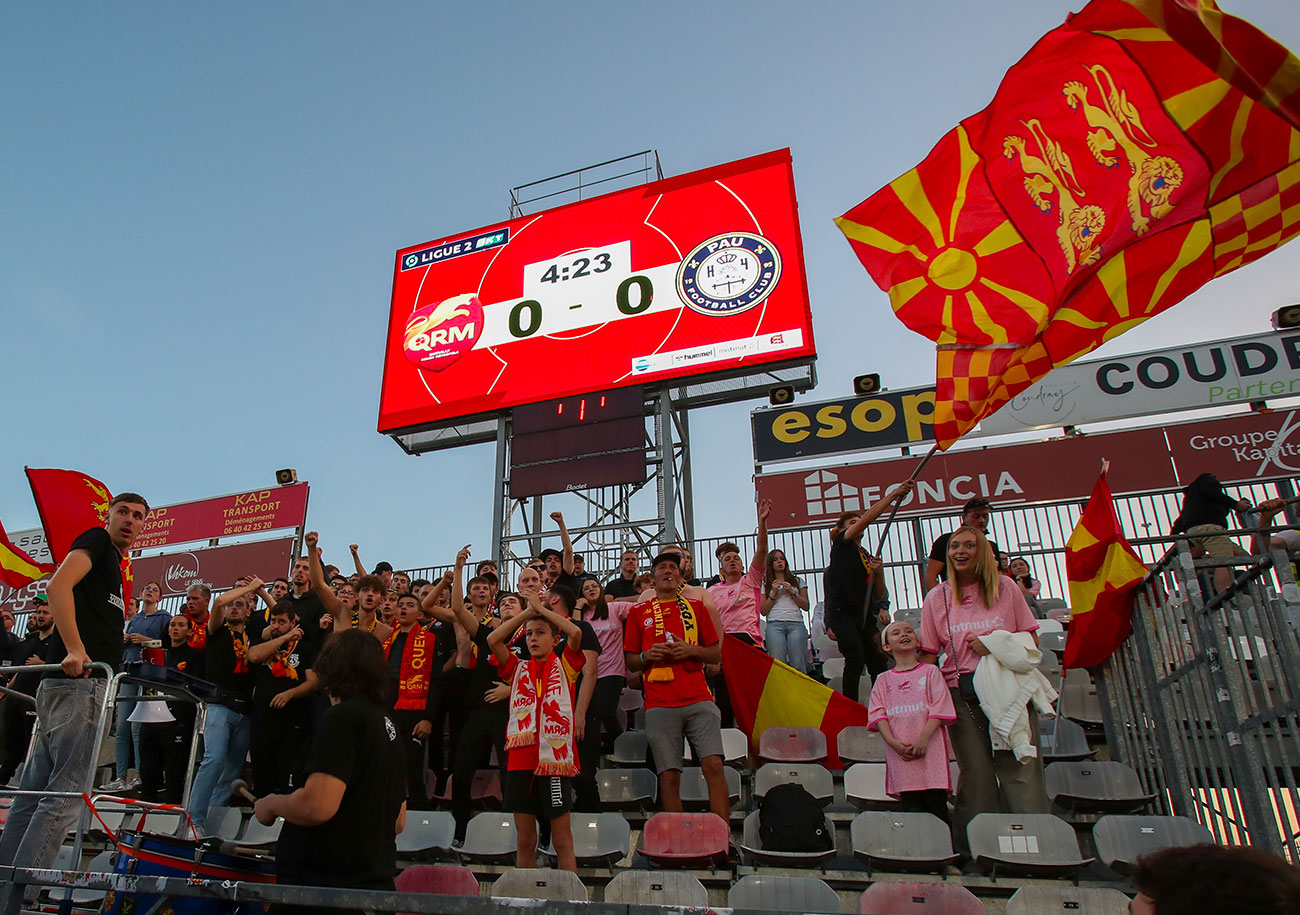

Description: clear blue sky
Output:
[3,1,1298,572]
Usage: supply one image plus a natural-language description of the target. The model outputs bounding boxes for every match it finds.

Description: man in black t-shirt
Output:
[0,492,148,871]
[0,597,55,783]
[604,549,640,599]
[922,497,1001,594]
[248,604,317,796]
[284,555,329,648]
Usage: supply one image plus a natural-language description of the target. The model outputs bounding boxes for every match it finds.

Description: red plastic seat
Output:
[638,812,730,868]
[859,881,984,914]
[758,726,828,764]
[395,865,480,906]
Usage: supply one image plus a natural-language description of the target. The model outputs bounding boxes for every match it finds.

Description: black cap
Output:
[651,552,682,570]
[373,561,394,574]
[539,548,562,562]
[963,498,993,512]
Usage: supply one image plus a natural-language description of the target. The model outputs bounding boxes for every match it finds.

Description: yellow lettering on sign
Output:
[902,391,936,442]
[850,399,895,432]
[773,411,811,443]
[815,405,846,438]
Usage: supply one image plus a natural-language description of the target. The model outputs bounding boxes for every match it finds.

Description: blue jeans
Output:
[114,680,143,778]
[766,619,810,674]
[0,678,108,868]
[188,703,250,829]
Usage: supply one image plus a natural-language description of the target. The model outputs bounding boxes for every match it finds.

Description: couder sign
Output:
[752,331,1300,463]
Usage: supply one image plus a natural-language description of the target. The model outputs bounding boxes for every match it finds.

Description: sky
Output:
[3,1,1298,574]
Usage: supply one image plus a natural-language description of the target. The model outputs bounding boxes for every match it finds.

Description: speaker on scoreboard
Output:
[275,468,298,486]
[1272,304,1300,331]
[768,385,795,407]
[853,373,881,396]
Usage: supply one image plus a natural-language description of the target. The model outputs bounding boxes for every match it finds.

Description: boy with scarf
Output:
[383,593,440,809]
[487,589,584,872]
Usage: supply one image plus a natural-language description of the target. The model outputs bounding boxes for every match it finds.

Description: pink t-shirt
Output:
[587,601,631,679]
[920,576,1040,688]
[867,663,956,796]
[708,562,764,643]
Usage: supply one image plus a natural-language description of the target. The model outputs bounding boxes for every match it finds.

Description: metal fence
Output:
[1097,539,1300,858]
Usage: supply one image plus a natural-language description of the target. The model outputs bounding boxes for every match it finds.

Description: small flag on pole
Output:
[0,518,54,589]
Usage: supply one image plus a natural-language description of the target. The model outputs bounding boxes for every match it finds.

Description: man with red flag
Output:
[0,490,149,874]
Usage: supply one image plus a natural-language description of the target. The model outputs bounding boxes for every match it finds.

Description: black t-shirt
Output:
[204,626,256,706]
[928,532,1002,581]
[45,528,126,678]
[163,643,206,724]
[284,590,329,646]
[467,625,520,713]
[253,638,317,726]
[276,697,407,891]
[426,618,456,670]
[604,575,639,599]
[823,532,876,620]
[8,631,55,695]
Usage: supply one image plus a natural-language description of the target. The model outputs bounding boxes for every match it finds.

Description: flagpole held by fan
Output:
[872,443,940,558]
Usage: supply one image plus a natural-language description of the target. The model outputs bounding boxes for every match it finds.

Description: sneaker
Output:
[98,777,129,792]
[125,774,143,790]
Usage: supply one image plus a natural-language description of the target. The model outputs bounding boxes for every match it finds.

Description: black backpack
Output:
[758,783,833,852]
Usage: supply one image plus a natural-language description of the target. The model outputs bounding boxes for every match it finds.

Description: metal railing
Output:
[1097,538,1300,858]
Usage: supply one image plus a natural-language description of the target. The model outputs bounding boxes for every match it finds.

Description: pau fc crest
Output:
[677,232,781,316]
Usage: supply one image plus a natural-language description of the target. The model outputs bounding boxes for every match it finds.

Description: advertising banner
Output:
[1165,408,1300,485]
[132,537,298,598]
[130,484,309,551]
[378,149,816,432]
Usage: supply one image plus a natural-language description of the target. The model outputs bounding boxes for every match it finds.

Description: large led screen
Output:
[377,149,815,433]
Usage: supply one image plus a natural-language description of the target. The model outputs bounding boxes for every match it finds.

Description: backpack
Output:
[758,783,832,852]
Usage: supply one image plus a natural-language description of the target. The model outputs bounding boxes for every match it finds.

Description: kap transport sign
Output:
[751,331,1300,464]
[378,149,816,433]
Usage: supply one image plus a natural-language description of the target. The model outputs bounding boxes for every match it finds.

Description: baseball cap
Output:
[538,548,562,562]
[373,561,394,574]
[33,592,48,605]
[963,497,993,512]
[651,552,682,570]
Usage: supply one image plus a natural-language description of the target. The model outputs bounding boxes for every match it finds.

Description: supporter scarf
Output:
[186,613,208,649]
[384,627,434,710]
[268,639,300,681]
[351,612,377,633]
[505,653,576,776]
[230,627,249,675]
[646,596,698,683]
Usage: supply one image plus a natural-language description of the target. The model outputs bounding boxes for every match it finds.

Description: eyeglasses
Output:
[529,565,545,572]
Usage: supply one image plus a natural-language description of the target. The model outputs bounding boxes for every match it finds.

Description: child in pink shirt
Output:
[867,621,956,825]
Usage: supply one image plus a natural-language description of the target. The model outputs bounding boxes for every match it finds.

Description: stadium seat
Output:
[1036,652,1063,682]
[604,871,708,907]
[86,806,128,840]
[618,686,643,718]
[857,880,985,914]
[1037,597,1068,612]
[1006,886,1131,914]
[755,763,835,805]
[433,769,502,807]
[967,813,1093,878]
[828,676,844,694]
[850,811,958,873]
[728,874,840,913]
[1037,617,1065,634]
[611,730,649,766]
[1039,630,1068,654]
[209,805,246,842]
[394,864,480,901]
[237,816,283,847]
[1039,717,1093,761]
[760,726,829,764]
[822,657,846,680]
[1046,761,1155,814]
[739,810,836,867]
[838,726,887,764]
[596,767,657,809]
[720,727,750,766]
[679,765,742,809]
[491,867,588,903]
[1047,608,1072,626]
[396,810,456,855]
[1092,814,1216,876]
[1060,671,1104,726]
[567,812,630,868]
[637,812,730,868]
[844,763,903,810]
[69,850,116,907]
[458,813,517,864]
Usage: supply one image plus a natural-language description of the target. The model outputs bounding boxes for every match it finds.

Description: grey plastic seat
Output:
[1060,678,1104,725]
[857,880,985,914]
[838,726,887,764]
[850,811,958,873]
[491,866,588,903]
[754,763,834,804]
[458,812,517,864]
[1038,630,1068,655]
[844,763,903,810]
[1039,717,1093,761]
[729,874,841,913]
[86,807,128,840]
[822,657,846,680]
[720,727,750,767]
[1046,761,1155,814]
[759,726,829,764]
[610,729,648,766]
[679,765,741,809]
[209,805,246,841]
[967,813,1093,878]
[397,810,456,855]
[567,812,630,868]
[605,871,708,906]
[237,816,283,847]
[1037,617,1065,634]
[1092,814,1215,876]
[1037,598,1068,613]
[739,810,836,867]
[597,767,657,809]
[1006,886,1131,914]
[828,676,844,694]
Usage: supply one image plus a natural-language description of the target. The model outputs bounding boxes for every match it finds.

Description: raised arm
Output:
[213,577,264,612]
[420,570,457,623]
[751,499,772,571]
[306,532,342,620]
[529,592,582,651]
[448,546,480,636]
[845,480,914,543]
[349,543,366,579]
[248,625,304,665]
[486,602,533,665]
[552,511,575,575]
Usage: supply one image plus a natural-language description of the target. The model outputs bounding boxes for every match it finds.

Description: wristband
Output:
[639,650,648,666]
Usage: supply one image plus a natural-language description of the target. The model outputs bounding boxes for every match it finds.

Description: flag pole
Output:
[872,443,940,557]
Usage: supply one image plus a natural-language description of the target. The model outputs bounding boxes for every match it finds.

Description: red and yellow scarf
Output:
[505,654,576,776]
[383,626,434,710]
[186,613,208,649]
[646,595,698,683]
[230,627,249,674]
[268,639,300,681]
[351,612,377,633]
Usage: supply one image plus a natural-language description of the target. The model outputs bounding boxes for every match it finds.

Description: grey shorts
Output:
[645,701,724,773]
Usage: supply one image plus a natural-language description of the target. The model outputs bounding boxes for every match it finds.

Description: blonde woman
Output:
[919,526,1048,859]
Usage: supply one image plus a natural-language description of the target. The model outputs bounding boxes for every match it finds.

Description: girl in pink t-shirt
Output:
[577,579,631,753]
[868,621,956,824]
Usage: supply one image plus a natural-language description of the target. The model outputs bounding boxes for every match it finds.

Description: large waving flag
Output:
[838,0,1300,449]
[1064,470,1149,669]
[722,635,867,769]
[26,468,115,565]
[0,518,54,589]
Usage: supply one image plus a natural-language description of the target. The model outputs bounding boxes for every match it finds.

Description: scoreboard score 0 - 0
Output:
[377,149,816,434]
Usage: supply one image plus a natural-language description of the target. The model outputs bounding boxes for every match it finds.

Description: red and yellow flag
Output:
[838,0,1300,449]
[26,467,115,565]
[0,518,54,589]
[722,634,867,769]
[1064,470,1149,669]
